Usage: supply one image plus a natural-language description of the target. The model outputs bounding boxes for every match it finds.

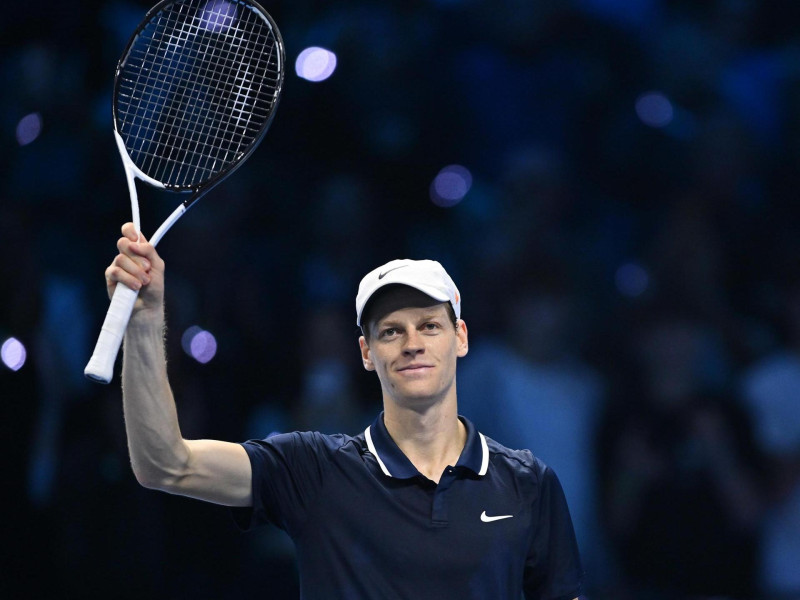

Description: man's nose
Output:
[402,329,425,355]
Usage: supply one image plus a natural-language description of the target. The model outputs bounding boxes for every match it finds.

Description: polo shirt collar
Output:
[364,411,490,479]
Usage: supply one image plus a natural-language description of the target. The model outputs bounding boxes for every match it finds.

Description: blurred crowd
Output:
[3,0,800,598]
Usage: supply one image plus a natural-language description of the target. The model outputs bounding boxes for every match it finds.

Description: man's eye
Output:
[423,323,440,332]
[381,328,397,338]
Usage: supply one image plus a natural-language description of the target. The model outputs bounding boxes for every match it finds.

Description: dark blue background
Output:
[3,1,800,598]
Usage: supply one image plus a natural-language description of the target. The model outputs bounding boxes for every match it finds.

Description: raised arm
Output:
[107,223,252,507]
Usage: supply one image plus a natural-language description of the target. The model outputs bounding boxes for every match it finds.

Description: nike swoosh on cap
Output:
[378,265,409,279]
[480,511,513,522]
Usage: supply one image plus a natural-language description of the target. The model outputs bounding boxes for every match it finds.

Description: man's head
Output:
[356,260,467,406]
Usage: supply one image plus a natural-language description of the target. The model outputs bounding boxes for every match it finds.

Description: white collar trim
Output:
[364,426,392,477]
[366,426,490,478]
[478,432,489,476]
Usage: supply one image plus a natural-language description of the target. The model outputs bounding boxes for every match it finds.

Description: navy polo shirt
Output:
[233,413,583,599]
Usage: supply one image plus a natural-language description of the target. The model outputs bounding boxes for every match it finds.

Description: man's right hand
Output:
[105,222,165,317]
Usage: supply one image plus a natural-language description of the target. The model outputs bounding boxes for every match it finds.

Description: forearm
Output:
[121,310,190,489]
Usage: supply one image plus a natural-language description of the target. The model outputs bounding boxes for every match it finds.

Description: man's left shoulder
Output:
[483,435,549,481]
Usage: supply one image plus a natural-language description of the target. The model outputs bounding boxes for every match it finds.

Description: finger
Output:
[121,222,139,242]
[116,237,154,270]
[120,222,153,244]
[111,253,152,285]
[105,263,145,292]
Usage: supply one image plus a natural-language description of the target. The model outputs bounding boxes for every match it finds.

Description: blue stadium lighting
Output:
[429,164,472,207]
[181,326,217,364]
[16,113,42,146]
[1,337,27,371]
[635,91,674,128]
[295,47,337,82]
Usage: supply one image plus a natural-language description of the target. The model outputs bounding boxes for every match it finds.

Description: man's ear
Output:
[456,319,469,358]
[359,336,375,371]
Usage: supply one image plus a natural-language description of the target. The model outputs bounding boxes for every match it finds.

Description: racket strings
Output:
[116,0,281,188]
[134,7,275,181]
[130,5,275,165]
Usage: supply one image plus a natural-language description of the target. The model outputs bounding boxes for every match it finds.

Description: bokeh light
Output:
[199,0,236,32]
[181,326,218,364]
[635,91,674,128]
[429,164,472,207]
[615,262,650,298]
[1,337,27,371]
[295,47,337,82]
[16,113,43,146]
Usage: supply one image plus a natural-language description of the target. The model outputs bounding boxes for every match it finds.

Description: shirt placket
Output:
[430,466,458,527]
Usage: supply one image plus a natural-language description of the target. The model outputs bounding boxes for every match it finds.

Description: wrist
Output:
[128,307,166,332]
[123,308,168,369]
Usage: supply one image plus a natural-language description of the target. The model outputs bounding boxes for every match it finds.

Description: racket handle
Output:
[84,283,140,384]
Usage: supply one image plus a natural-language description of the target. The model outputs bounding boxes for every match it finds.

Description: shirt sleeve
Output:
[523,465,584,600]
[231,431,339,537]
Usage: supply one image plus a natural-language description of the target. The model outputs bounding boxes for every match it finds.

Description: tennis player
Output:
[107,222,584,599]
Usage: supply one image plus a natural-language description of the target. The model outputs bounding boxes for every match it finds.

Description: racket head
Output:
[112,0,284,192]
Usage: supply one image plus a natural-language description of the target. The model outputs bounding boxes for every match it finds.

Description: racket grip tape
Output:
[84,283,140,384]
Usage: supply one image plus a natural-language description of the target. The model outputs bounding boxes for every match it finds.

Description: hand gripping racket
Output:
[85,0,284,383]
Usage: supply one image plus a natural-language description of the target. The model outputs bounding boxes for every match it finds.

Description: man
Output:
[107,222,584,599]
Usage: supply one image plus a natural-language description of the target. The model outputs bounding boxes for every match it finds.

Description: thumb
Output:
[121,222,141,242]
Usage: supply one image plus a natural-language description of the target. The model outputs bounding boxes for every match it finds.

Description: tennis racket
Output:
[84,0,284,384]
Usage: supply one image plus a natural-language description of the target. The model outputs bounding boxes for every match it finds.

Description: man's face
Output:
[359,287,468,407]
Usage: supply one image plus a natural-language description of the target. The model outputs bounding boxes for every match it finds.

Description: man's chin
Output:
[390,386,447,406]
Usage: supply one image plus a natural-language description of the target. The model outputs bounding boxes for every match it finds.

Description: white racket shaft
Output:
[84,132,185,383]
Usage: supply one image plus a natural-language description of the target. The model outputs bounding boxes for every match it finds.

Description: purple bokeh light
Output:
[429,164,472,207]
[200,0,236,33]
[295,47,337,82]
[16,113,43,146]
[181,326,217,364]
[2,337,27,371]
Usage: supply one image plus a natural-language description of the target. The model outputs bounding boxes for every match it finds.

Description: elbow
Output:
[129,442,192,492]
[131,462,177,492]
[131,464,161,490]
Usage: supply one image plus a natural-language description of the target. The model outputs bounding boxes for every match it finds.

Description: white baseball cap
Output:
[356,259,461,326]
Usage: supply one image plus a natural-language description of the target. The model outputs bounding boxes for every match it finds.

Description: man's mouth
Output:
[398,364,433,372]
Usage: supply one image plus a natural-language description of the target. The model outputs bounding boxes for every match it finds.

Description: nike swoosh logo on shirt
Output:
[480,511,513,522]
[378,265,409,279]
